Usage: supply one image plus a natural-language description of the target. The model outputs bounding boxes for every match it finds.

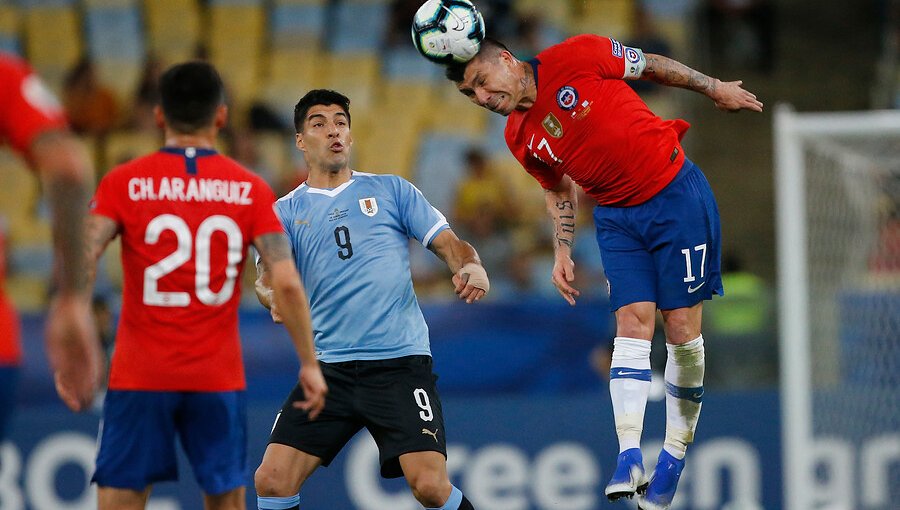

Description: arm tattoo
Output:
[644,54,717,95]
[82,215,118,288]
[48,177,90,293]
[552,199,576,248]
[255,233,293,265]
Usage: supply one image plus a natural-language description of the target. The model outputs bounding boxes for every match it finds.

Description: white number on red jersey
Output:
[143,214,243,307]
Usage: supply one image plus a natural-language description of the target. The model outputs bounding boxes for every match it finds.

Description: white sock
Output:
[663,335,705,460]
[609,336,652,453]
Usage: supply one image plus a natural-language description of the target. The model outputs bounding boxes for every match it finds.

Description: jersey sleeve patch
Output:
[610,38,623,58]
[622,46,647,78]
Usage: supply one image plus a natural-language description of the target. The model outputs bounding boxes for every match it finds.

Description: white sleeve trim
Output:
[422,220,449,247]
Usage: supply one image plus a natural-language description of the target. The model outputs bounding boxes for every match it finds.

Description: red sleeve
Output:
[89,170,122,225]
[550,35,627,80]
[522,154,563,191]
[250,176,285,239]
[0,55,67,157]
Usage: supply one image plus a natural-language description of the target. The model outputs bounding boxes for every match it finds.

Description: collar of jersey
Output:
[529,58,540,89]
[159,147,218,157]
[303,178,355,197]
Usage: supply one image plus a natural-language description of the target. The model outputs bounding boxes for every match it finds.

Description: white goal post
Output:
[774,105,900,510]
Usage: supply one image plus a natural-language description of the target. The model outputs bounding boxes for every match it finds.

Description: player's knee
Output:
[615,308,654,339]
[409,470,451,507]
[663,311,701,344]
[254,464,292,497]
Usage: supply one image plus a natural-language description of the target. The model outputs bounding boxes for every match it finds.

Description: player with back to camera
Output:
[443,33,763,510]
[0,52,102,434]
[253,89,486,510]
[83,61,327,510]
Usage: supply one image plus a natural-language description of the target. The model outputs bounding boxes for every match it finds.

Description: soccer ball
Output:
[411,0,486,64]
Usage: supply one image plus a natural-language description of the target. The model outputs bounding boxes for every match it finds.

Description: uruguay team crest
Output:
[359,197,378,217]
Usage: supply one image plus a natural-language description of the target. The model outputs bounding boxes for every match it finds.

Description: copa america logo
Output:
[556,86,578,110]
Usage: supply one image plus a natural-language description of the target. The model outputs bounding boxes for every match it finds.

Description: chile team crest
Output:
[556,86,578,110]
[359,197,378,217]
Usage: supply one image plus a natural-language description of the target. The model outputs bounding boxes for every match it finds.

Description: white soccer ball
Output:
[411,0,486,64]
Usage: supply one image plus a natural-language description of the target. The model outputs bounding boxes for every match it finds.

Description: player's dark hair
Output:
[445,37,511,83]
[294,89,352,133]
[158,61,225,134]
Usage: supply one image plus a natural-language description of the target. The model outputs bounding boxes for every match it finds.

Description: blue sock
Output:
[258,494,300,510]
[426,485,464,510]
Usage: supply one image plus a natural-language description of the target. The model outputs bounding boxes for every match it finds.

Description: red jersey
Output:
[90,148,284,391]
[505,35,690,207]
[0,54,67,365]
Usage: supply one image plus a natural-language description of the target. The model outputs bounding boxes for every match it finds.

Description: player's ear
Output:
[295,132,305,152]
[153,106,165,130]
[213,104,228,129]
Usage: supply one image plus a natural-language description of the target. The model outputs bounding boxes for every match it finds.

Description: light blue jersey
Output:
[274,172,449,362]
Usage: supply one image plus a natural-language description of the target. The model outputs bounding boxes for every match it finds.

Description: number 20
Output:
[144,214,243,306]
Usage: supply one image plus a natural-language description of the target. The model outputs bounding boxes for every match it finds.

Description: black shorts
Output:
[268,355,446,479]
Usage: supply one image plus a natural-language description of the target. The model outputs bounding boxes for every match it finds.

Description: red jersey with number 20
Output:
[90,149,284,391]
[505,35,690,207]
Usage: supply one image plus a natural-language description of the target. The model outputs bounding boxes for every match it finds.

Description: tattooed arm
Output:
[639,54,764,112]
[254,232,326,418]
[544,175,581,305]
[37,132,104,413]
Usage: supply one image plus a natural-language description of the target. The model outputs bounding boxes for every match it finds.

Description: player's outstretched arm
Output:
[38,132,104,413]
[640,54,764,113]
[428,229,489,303]
[254,232,327,419]
[545,176,580,306]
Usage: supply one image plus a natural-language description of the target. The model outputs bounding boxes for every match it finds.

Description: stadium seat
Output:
[330,0,389,54]
[23,4,82,93]
[103,130,162,170]
[269,0,327,50]
[0,150,40,226]
[570,0,635,40]
[207,0,266,116]
[259,49,323,124]
[83,0,145,104]
[382,47,444,82]
[143,0,202,64]
[0,4,20,55]
[352,110,419,180]
[318,52,381,114]
[380,79,435,114]
[5,274,49,311]
[413,133,478,215]
[423,87,488,136]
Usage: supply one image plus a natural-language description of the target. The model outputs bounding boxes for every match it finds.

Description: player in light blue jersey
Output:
[253,90,488,510]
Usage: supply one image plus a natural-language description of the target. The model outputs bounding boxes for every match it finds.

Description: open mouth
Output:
[330,142,344,152]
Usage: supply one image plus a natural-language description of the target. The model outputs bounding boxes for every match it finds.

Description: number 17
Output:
[681,244,707,283]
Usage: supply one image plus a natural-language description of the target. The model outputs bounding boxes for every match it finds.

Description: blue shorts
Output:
[594,158,724,311]
[0,365,19,441]
[92,390,247,494]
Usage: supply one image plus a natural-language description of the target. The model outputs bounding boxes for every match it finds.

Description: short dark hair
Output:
[445,37,511,83]
[293,89,351,133]
[159,61,225,133]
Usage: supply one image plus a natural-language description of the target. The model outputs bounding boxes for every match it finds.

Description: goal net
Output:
[774,106,900,510]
